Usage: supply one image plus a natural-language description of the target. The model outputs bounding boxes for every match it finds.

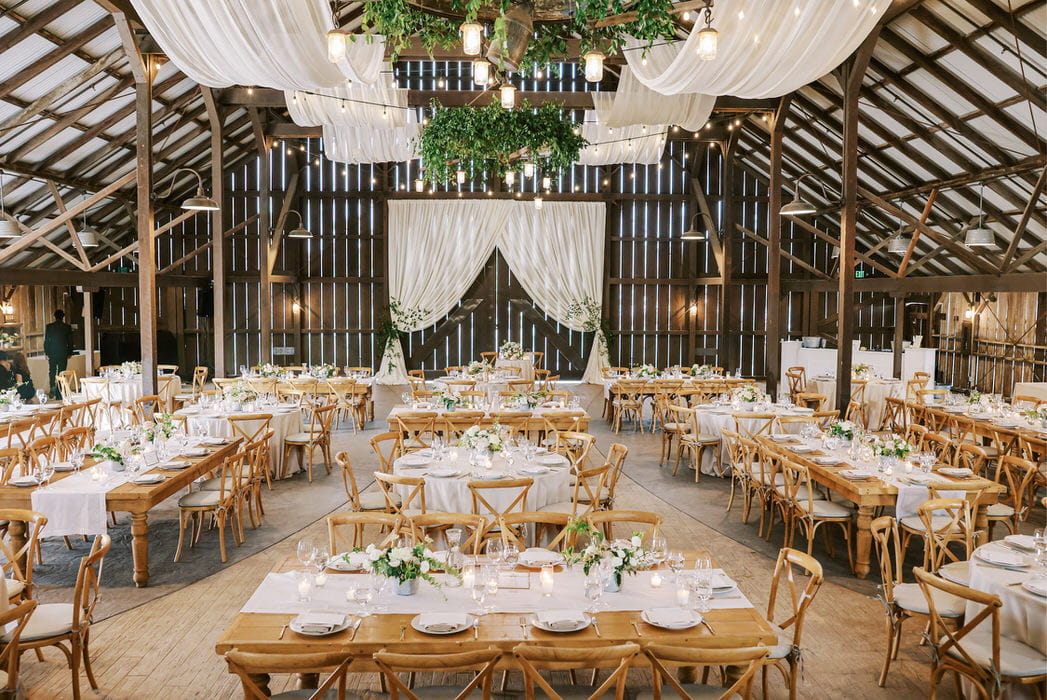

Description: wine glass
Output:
[666,551,685,581]
[485,539,504,569]
[296,539,316,568]
[313,546,330,575]
[35,390,48,406]
[502,542,519,570]
[70,448,85,472]
[351,574,377,616]
[470,575,489,615]
[583,571,604,613]
[649,535,668,564]
[691,573,713,613]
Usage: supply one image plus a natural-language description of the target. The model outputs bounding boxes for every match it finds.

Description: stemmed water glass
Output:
[1033,529,1047,575]
[666,551,685,581]
[649,535,667,564]
[313,546,330,576]
[70,448,85,472]
[691,573,713,613]
[502,542,519,569]
[297,539,316,568]
[470,573,489,615]
[485,539,505,569]
[583,571,604,613]
[35,390,48,406]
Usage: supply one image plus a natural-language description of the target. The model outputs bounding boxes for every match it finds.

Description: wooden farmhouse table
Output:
[777,443,1004,580]
[216,552,777,691]
[0,440,239,587]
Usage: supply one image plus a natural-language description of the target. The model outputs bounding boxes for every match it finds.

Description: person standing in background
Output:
[44,309,73,398]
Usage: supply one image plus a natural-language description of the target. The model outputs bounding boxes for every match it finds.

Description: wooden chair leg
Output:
[81,627,99,689]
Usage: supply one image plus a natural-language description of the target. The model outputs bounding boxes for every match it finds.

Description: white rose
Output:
[631,536,642,548]
[611,557,623,568]
[388,556,401,567]
[420,561,430,573]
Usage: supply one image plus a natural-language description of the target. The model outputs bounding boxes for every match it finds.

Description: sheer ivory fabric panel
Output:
[131,0,385,88]
[625,0,883,97]
[376,201,512,384]
[322,113,420,164]
[500,202,609,384]
[578,111,666,165]
[376,201,607,384]
[286,73,409,127]
[590,67,716,131]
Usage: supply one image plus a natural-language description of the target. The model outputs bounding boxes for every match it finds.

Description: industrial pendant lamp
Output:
[77,213,99,247]
[680,213,709,241]
[696,0,718,61]
[887,223,910,254]
[0,170,20,238]
[964,184,996,248]
[780,173,818,216]
[284,210,313,239]
[159,168,219,211]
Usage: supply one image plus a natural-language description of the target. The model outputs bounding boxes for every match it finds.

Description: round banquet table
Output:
[176,405,303,478]
[808,376,902,430]
[494,355,534,382]
[392,450,571,515]
[692,404,815,476]
[964,543,1046,699]
[81,375,182,406]
[431,376,511,395]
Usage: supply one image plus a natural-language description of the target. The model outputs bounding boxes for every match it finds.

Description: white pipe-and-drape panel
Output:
[625,0,883,98]
[376,201,607,384]
[131,0,385,88]
[590,67,716,131]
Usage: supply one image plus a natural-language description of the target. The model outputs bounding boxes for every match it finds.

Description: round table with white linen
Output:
[392,449,571,515]
[494,355,534,382]
[431,376,511,395]
[176,405,303,478]
[692,404,816,476]
[81,375,182,406]
[808,376,902,430]
[964,541,1046,699]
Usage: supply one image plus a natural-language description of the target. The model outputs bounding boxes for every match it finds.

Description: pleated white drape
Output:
[286,76,409,127]
[376,201,607,384]
[578,111,666,166]
[590,67,716,131]
[322,112,420,164]
[131,0,385,88]
[625,0,883,98]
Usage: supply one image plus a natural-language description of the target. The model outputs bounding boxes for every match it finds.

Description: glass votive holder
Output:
[296,571,314,603]
[676,584,690,608]
[650,571,663,588]
[540,564,555,597]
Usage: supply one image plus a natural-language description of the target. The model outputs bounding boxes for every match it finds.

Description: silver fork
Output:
[591,618,602,638]
[518,616,529,638]
[473,616,480,640]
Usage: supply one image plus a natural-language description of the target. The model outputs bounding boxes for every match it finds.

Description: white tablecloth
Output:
[692,405,812,476]
[392,451,571,514]
[177,406,303,477]
[81,376,182,406]
[31,462,135,537]
[387,405,588,422]
[495,355,534,382]
[431,376,511,394]
[808,377,902,430]
[241,567,754,615]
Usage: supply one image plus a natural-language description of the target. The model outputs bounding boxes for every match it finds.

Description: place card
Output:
[497,572,530,589]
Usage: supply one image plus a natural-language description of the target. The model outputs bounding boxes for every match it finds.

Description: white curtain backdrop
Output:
[322,112,420,164]
[377,201,608,384]
[625,0,883,97]
[578,111,666,165]
[131,0,385,88]
[286,73,409,127]
[590,67,716,131]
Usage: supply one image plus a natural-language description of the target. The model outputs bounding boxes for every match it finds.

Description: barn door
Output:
[402,250,593,379]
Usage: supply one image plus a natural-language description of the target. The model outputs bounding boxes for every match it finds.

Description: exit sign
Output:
[855,270,866,278]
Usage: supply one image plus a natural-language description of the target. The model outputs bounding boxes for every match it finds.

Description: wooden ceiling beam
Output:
[1001,165,1047,272]
[783,272,1047,294]
[0,268,203,287]
[876,156,1045,201]
[0,0,80,53]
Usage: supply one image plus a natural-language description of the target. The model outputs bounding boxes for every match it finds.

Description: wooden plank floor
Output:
[18,383,963,698]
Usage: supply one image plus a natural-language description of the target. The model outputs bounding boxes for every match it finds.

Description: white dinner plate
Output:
[290,615,351,637]
[51,461,75,472]
[8,477,38,488]
[535,455,566,466]
[530,612,591,633]
[400,454,431,467]
[771,434,797,442]
[132,474,165,485]
[790,445,816,454]
[813,456,841,466]
[327,552,369,571]
[199,437,228,445]
[1022,579,1047,597]
[518,549,566,568]
[518,465,550,475]
[936,467,972,478]
[975,547,1029,569]
[1003,535,1036,552]
[471,471,509,481]
[183,448,209,457]
[161,460,192,470]
[411,613,473,635]
[426,469,459,478]
[641,608,702,630]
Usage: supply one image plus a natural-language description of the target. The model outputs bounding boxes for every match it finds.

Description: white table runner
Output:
[241,568,754,616]
[31,463,136,537]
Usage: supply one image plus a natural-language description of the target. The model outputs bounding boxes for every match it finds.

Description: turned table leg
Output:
[7,520,27,578]
[296,673,320,689]
[854,505,874,579]
[130,513,150,588]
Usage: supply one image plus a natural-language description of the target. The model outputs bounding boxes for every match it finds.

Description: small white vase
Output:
[395,578,418,596]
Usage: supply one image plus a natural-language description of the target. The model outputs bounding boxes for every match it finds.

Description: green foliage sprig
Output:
[91,444,124,465]
[419,100,586,185]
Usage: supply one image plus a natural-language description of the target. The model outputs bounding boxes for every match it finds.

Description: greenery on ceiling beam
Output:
[360,0,678,75]
[417,101,587,184]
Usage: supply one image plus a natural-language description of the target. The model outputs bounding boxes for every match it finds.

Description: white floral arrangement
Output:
[733,385,766,403]
[144,413,178,442]
[456,425,504,452]
[852,363,872,377]
[827,420,857,441]
[226,382,258,404]
[499,341,525,360]
[363,542,454,585]
[1022,406,1047,422]
[634,364,657,378]
[121,361,142,375]
[966,390,985,405]
[257,363,281,378]
[465,360,489,376]
[0,331,19,348]
[433,390,461,411]
[565,520,652,585]
[689,364,712,377]
[310,363,337,378]
[509,389,549,408]
[872,435,915,459]
[0,389,19,406]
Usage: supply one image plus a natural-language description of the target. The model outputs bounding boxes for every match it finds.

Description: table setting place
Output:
[240,544,754,642]
[394,439,570,481]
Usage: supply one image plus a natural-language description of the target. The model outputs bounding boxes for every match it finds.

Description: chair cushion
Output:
[766,621,796,660]
[357,491,391,511]
[773,485,824,503]
[537,502,577,515]
[796,499,853,518]
[944,628,1047,678]
[892,582,965,617]
[285,431,321,443]
[199,476,252,491]
[899,515,960,534]
[662,422,688,432]
[938,561,970,587]
[1,603,73,642]
[178,490,221,508]
[985,503,1014,518]
[5,578,25,599]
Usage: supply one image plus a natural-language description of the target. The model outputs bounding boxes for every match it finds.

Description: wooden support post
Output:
[719,139,737,372]
[765,96,792,395]
[835,34,879,411]
[258,141,273,366]
[202,88,227,378]
[892,295,905,379]
[82,290,95,376]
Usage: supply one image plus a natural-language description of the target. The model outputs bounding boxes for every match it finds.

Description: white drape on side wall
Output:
[132,0,385,88]
[376,201,608,384]
[625,0,883,98]
[500,202,608,383]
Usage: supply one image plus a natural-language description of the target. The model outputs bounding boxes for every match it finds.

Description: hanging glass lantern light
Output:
[523,162,535,178]
[456,169,466,185]
[583,50,605,82]
[461,22,483,55]
[326,28,348,63]
[505,170,516,186]
[500,83,516,109]
[472,59,490,85]
[696,2,718,61]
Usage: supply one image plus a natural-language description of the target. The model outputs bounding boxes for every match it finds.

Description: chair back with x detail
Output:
[226,650,353,700]
[375,647,503,700]
[374,471,426,518]
[467,478,532,541]
[763,547,824,700]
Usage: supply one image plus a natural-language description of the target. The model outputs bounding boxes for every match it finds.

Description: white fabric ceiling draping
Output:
[377,201,607,384]
[590,67,716,131]
[322,112,420,163]
[625,0,883,98]
[286,73,409,127]
[578,111,667,165]
[131,0,385,88]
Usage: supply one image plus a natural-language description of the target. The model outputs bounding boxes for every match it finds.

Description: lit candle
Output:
[883,465,893,477]
[540,565,555,596]
[462,565,475,588]
[315,570,328,588]
[676,585,690,607]
[905,462,914,474]
[650,571,663,588]
[297,574,313,601]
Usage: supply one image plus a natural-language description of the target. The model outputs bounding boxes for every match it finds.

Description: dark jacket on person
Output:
[44,321,73,359]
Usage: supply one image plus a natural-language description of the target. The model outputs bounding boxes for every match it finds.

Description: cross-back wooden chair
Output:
[610,380,647,432]
[375,647,502,700]
[498,511,575,552]
[373,472,426,518]
[403,512,487,554]
[443,412,488,439]
[914,566,1047,698]
[678,406,722,481]
[0,447,23,485]
[467,478,533,541]
[479,352,498,363]
[778,458,853,571]
[921,431,954,466]
[551,430,596,471]
[56,374,78,402]
[225,650,353,700]
[1018,432,1046,469]
[282,403,338,481]
[906,377,929,400]
[0,509,46,602]
[540,410,587,443]
[59,426,93,458]
[228,414,274,489]
[794,392,826,411]
[174,450,246,563]
[956,442,990,479]
[369,431,402,473]
[762,547,825,700]
[986,454,1039,539]
[644,644,770,700]
[334,452,390,514]
[326,511,402,552]
[785,366,807,401]
[0,598,36,697]
[394,412,439,453]
[900,493,981,573]
[24,435,58,473]
[734,413,779,441]
[407,376,427,393]
[487,411,531,439]
[537,463,609,519]
[881,396,907,435]
[659,402,690,472]
[916,388,948,405]
[584,509,664,544]
[513,643,640,700]
[191,366,208,396]
[591,443,628,511]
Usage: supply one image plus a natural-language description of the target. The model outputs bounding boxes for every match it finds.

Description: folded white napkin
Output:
[979,548,1027,567]
[520,548,562,565]
[644,608,694,627]
[536,610,587,630]
[416,613,467,632]
[710,573,735,589]
[1004,535,1036,552]
[295,611,345,633]
[838,470,875,480]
